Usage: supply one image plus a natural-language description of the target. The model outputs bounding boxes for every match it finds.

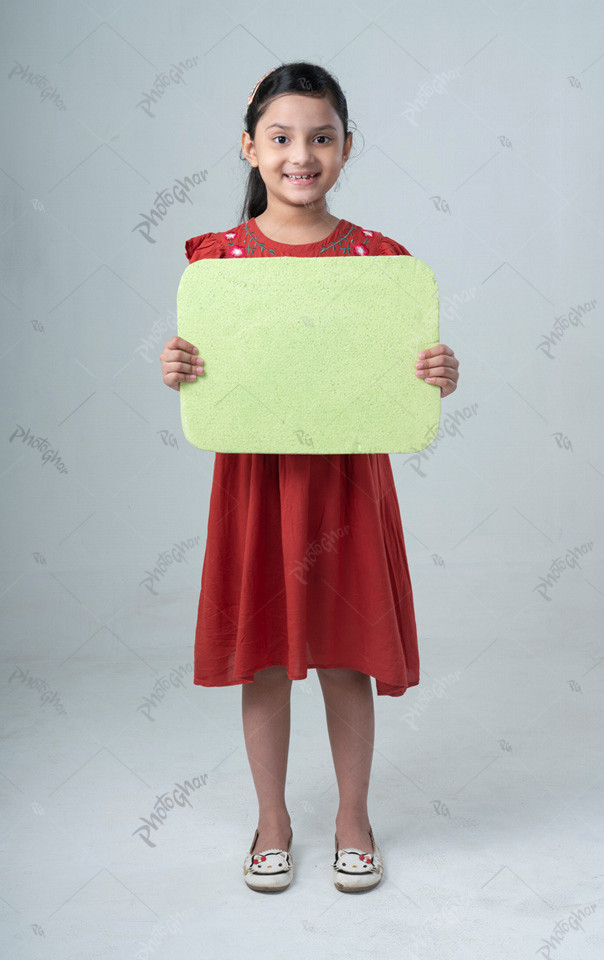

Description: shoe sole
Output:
[244,876,293,892]
[334,874,382,892]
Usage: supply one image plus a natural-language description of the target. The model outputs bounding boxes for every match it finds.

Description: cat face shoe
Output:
[243,827,294,892]
[333,827,383,892]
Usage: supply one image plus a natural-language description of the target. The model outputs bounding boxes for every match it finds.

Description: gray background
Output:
[1,1,603,958]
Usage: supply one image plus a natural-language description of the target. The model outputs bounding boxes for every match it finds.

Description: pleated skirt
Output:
[193,452,420,696]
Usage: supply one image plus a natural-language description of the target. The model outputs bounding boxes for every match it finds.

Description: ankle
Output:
[257,812,291,831]
[336,812,371,828]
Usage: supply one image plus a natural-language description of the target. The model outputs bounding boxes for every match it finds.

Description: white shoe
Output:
[243,827,293,892]
[333,826,383,892]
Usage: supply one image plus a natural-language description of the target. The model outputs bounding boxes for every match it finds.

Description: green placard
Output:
[177,255,440,454]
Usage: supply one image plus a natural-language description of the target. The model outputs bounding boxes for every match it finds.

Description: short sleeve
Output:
[184,232,225,263]
[378,234,412,257]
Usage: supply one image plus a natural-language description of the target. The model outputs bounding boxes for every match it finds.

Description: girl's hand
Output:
[415,344,459,398]
[160,336,205,391]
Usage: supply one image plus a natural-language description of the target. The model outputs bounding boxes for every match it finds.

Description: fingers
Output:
[429,377,456,396]
[167,335,198,353]
[417,346,458,367]
[416,344,459,378]
[416,369,457,397]
[418,343,455,359]
[416,344,459,398]
[160,337,205,391]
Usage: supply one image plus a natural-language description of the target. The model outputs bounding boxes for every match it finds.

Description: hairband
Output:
[247,66,277,107]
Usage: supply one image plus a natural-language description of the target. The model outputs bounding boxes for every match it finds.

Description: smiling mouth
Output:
[283,173,320,181]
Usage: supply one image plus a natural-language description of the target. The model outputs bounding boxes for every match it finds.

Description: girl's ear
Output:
[343,131,353,163]
[241,130,257,166]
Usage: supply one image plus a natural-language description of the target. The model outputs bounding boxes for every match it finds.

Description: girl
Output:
[160,61,459,893]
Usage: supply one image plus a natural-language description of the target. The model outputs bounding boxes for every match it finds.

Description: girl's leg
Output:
[316,667,374,851]
[241,665,293,852]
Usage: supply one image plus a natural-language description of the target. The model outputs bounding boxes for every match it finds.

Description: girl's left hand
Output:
[415,344,459,398]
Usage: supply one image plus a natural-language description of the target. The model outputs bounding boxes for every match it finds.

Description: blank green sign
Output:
[177,255,440,454]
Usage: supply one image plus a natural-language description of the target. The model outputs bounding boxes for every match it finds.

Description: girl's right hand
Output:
[160,336,205,391]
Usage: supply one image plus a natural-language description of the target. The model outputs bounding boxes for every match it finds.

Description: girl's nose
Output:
[288,147,315,163]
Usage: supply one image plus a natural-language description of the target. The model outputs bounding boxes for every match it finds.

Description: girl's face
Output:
[241,93,352,214]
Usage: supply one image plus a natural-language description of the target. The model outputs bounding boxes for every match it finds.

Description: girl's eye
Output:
[273,135,331,145]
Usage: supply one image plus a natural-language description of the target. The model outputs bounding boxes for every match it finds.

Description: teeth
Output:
[286,174,316,179]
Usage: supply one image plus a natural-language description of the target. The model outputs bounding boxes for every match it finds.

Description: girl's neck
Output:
[254,211,341,245]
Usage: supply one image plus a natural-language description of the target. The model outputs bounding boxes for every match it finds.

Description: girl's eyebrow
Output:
[265,123,338,132]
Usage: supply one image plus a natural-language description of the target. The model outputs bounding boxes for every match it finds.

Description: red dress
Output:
[184,217,420,697]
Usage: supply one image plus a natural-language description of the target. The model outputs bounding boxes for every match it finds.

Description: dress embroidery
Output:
[222,220,373,257]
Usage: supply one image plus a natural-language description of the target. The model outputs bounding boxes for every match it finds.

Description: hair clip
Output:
[247,66,277,107]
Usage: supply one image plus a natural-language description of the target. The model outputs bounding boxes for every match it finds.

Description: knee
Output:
[252,665,292,685]
[316,667,368,683]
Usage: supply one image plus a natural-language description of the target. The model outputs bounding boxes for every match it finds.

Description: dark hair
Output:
[238,61,356,223]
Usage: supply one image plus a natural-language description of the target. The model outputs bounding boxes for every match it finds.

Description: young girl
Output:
[160,61,459,894]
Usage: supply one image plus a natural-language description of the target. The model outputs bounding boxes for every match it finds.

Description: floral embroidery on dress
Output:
[214,220,390,258]
[240,221,278,256]
[317,222,357,255]
[219,220,369,256]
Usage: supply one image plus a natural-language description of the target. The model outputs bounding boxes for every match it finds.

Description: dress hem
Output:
[193,665,420,697]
